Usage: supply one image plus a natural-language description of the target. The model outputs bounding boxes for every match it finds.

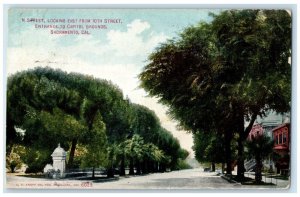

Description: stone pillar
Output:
[51,143,67,178]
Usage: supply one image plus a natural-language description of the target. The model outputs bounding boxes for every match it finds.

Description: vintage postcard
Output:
[4,7,292,190]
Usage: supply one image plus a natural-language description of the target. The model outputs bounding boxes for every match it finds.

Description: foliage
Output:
[192,132,211,163]
[67,144,87,169]
[245,134,274,183]
[7,67,127,172]
[204,134,226,164]
[7,67,189,174]
[6,145,25,173]
[193,131,229,171]
[106,143,121,177]
[176,159,193,170]
[124,134,145,164]
[80,111,108,176]
[131,104,160,143]
[139,9,291,177]
[130,104,188,171]
[20,147,51,173]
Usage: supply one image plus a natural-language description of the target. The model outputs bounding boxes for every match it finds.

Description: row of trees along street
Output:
[139,10,291,183]
[7,67,190,178]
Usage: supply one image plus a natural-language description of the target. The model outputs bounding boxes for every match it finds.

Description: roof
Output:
[272,123,290,132]
[51,143,67,157]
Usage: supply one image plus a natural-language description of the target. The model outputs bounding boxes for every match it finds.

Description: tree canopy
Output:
[139,10,291,177]
[7,67,189,175]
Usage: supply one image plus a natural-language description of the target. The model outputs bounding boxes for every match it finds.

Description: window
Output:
[275,135,278,145]
[279,133,283,144]
[283,132,287,143]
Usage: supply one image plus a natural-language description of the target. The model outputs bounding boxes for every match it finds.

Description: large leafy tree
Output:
[80,111,107,178]
[142,143,165,174]
[7,67,131,170]
[7,72,86,169]
[30,67,133,154]
[210,10,291,179]
[106,143,120,178]
[139,20,237,174]
[7,67,199,175]
[155,128,184,171]
[131,104,160,143]
[124,134,145,175]
[193,131,227,172]
[130,104,188,172]
[140,10,291,178]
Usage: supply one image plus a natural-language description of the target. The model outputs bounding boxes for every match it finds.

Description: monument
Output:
[44,143,67,178]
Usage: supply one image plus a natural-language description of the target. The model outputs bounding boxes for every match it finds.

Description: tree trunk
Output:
[119,156,125,176]
[149,161,154,173]
[129,158,134,175]
[237,112,258,180]
[224,130,232,175]
[211,162,216,172]
[152,162,157,172]
[10,164,16,173]
[222,163,225,174]
[236,134,245,181]
[136,161,141,175]
[160,163,166,172]
[255,157,263,184]
[68,138,77,168]
[92,167,95,179]
[237,118,245,181]
[145,161,149,174]
[107,167,115,178]
[141,160,148,174]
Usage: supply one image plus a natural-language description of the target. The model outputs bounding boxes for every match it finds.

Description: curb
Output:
[220,174,240,184]
[92,177,119,183]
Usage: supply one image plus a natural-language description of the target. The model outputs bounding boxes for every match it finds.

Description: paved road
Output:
[92,168,241,189]
[6,168,290,190]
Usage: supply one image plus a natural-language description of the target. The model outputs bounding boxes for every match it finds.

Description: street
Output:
[92,168,241,189]
[5,168,290,190]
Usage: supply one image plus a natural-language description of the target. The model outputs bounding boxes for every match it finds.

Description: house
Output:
[247,124,264,141]
[272,123,290,175]
[245,111,290,174]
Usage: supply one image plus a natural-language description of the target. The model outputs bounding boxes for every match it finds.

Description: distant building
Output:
[255,110,290,139]
[272,123,290,175]
[246,110,290,174]
[247,124,264,141]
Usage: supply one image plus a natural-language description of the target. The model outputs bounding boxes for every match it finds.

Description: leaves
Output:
[139,10,291,174]
[246,134,274,160]
[7,67,187,173]
[6,145,25,173]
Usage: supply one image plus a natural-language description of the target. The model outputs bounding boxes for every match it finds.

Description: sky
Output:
[7,8,221,157]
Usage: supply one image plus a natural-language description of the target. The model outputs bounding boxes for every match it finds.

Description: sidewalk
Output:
[220,170,290,189]
[243,172,290,188]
